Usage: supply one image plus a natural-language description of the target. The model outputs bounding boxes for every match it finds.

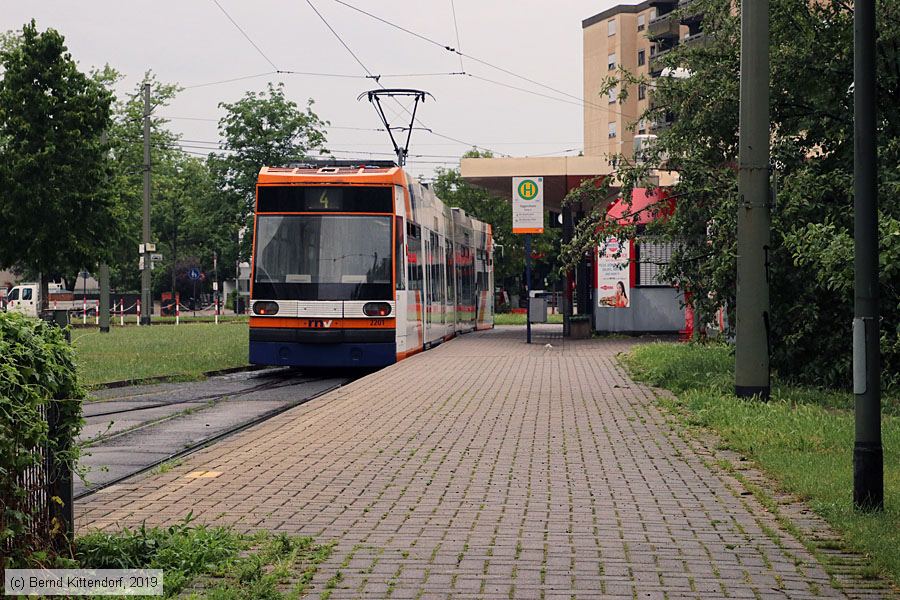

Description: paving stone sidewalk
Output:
[77,326,891,599]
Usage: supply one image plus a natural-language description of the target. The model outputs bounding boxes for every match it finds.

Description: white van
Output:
[5,283,94,318]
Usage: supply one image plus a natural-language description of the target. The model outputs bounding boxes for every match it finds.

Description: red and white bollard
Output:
[95,302,99,325]
[82,298,87,324]
[214,295,219,325]
[119,299,124,327]
[175,300,180,326]
[136,299,141,326]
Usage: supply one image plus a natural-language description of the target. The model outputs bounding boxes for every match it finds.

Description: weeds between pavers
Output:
[72,514,333,598]
[622,342,899,587]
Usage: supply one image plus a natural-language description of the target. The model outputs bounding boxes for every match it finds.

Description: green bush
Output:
[0,312,84,566]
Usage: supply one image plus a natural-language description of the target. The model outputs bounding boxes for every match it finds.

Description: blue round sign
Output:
[189,267,201,281]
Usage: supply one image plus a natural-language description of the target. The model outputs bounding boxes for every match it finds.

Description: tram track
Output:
[83,373,327,420]
[75,372,352,499]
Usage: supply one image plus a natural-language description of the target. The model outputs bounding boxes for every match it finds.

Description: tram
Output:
[248,160,494,368]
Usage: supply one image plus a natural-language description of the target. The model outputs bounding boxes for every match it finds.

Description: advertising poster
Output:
[597,237,630,308]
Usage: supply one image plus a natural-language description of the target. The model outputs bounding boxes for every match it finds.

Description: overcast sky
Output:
[3,1,633,178]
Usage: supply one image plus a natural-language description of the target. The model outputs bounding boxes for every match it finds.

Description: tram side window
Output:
[430,231,443,304]
[445,241,455,305]
[407,222,423,291]
[476,250,487,296]
[395,217,405,290]
[458,246,475,311]
[424,237,433,303]
[438,237,446,304]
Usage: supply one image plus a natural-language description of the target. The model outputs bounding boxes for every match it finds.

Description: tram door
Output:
[445,240,456,331]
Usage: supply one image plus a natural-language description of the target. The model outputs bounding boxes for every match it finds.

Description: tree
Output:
[0,21,116,308]
[101,72,181,292]
[210,83,329,262]
[92,70,223,295]
[561,0,900,389]
[433,150,561,305]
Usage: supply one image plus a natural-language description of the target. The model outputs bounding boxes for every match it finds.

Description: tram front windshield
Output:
[253,215,392,301]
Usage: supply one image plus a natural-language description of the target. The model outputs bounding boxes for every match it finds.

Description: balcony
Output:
[650,0,679,12]
[648,48,671,77]
[651,113,675,132]
[648,12,680,41]
[681,32,708,49]
[679,0,703,29]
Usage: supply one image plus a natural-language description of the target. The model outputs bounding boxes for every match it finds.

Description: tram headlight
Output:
[253,301,279,316]
[363,302,391,317]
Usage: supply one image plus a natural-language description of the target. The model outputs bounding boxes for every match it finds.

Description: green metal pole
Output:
[99,263,110,333]
[735,0,771,400]
[853,0,883,512]
[525,233,532,344]
[141,82,152,326]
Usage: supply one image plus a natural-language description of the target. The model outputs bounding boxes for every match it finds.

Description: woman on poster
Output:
[600,281,629,308]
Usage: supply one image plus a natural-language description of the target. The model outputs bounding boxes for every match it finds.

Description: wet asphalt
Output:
[76,369,350,497]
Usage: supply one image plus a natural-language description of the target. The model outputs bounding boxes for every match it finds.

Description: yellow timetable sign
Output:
[512,176,544,234]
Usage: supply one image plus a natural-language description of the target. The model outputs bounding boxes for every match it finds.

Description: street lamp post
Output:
[852,0,883,512]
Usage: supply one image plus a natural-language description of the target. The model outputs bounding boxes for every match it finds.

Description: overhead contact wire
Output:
[211,0,279,70]
[305,0,504,157]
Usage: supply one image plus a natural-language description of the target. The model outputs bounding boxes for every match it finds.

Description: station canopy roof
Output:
[460,156,678,210]
[460,156,613,211]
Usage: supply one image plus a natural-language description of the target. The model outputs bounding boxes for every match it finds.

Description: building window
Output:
[637,14,646,31]
[650,44,657,57]
[638,84,646,100]
[607,53,616,70]
[608,19,616,36]
[637,49,645,66]
[608,87,617,103]
[638,120,647,135]
[608,122,617,138]
[650,8,657,20]
[637,239,676,286]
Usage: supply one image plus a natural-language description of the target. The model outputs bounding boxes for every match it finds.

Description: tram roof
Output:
[258,160,404,185]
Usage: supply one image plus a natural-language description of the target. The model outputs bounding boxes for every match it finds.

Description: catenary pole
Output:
[172,190,177,312]
[99,263,110,333]
[734,0,771,399]
[853,0,883,512]
[141,83,152,325]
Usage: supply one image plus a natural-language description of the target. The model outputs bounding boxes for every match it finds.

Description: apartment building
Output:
[583,1,702,159]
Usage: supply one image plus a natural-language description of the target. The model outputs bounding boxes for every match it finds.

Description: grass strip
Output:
[494,313,564,325]
[72,322,249,387]
[73,515,333,598]
[622,342,899,586]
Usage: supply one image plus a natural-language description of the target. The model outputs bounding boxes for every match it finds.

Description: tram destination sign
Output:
[512,176,544,234]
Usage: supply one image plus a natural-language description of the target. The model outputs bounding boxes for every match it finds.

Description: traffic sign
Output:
[512,176,544,234]
[188,267,201,281]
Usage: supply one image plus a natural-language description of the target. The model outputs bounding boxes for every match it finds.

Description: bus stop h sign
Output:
[512,177,544,234]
